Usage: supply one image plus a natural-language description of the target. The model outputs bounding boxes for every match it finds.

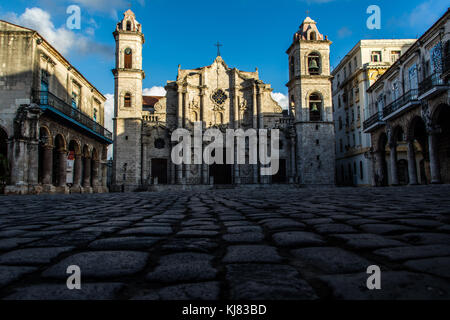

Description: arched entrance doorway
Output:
[376,133,389,186]
[408,117,428,184]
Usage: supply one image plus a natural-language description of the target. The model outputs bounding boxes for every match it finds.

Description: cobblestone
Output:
[0,185,449,300]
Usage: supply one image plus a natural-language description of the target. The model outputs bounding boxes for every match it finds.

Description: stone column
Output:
[389,143,399,186]
[101,162,108,189]
[177,89,183,128]
[177,164,183,184]
[233,88,239,129]
[289,137,296,183]
[92,160,100,188]
[83,156,91,188]
[170,161,176,184]
[72,153,82,190]
[428,132,441,184]
[202,163,209,184]
[407,140,418,185]
[42,145,53,186]
[58,150,67,187]
[256,86,263,129]
[252,84,258,128]
[28,141,39,186]
[142,143,148,185]
[234,145,240,184]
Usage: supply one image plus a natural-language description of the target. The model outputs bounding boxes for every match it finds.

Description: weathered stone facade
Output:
[0,20,112,195]
[364,9,450,186]
[112,12,336,191]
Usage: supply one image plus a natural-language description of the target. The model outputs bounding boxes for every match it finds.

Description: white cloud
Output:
[405,0,448,31]
[67,0,146,19]
[3,7,112,58]
[271,92,289,110]
[337,26,352,39]
[143,86,167,96]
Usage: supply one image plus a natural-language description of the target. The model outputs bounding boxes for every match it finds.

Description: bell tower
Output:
[112,9,145,191]
[286,16,335,185]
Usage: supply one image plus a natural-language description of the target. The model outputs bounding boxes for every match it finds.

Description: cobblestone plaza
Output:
[0,185,449,300]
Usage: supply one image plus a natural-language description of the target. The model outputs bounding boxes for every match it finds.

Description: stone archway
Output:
[407,116,428,184]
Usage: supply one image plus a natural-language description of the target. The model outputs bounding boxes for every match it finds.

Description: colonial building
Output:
[112,11,335,191]
[364,9,450,186]
[332,39,415,186]
[0,21,112,195]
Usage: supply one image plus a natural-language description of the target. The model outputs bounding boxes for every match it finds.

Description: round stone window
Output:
[155,138,165,149]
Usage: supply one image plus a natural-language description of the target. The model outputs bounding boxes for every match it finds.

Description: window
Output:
[309,31,317,41]
[371,51,382,62]
[71,83,81,109]
[309,93,322,121]
[353,57,357,69]
[124,93,131,108]
[124,48,132,69]
[430,43,443,74]
[126,21,132,31]
[408,64,418,90]
[339,117,343,130]
[308,52,321,75]
[93,108,98,122]
[391,51,401,63]
[41,70,49,93]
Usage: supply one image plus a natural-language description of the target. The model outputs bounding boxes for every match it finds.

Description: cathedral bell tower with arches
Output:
[286,16,335,185]
[112,9,145,191]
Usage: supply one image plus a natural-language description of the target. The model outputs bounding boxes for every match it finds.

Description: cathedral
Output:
[111,10,335,192]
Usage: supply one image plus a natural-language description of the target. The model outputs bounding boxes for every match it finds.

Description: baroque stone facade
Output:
[0,20,112,195]
[112,11,336,191]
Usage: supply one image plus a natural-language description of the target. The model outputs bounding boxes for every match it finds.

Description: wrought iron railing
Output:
[418,73,445,96]
[363,111,384,131]
[33,91,112,141]
[383,89,419,118]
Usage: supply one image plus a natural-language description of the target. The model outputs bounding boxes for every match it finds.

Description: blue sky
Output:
[1,0,448,113]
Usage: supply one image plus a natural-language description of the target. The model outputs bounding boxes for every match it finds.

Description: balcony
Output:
[382,89,420,121]
[418,73,448,99]
[363,111,385,133]
[33,91,112,143]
